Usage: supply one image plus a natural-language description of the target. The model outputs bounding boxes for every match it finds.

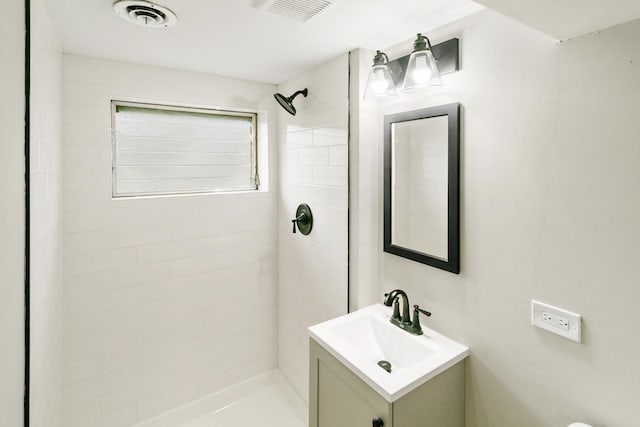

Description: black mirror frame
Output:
[383,102,460,274]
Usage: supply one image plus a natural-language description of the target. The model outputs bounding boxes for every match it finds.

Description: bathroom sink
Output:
[327,312,435,369]
[308,303,469,402]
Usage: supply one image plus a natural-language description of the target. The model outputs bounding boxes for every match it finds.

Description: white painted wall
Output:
[62,55,278,427]
[349,49,382,311]
[277,54,349,402]
[0,0,25,425]
[30,0,63,425]
[352,10,640,427]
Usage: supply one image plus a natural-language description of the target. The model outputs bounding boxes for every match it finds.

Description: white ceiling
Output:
[43,0,640,85]
[43,0,484,85]
[472,0,640,41]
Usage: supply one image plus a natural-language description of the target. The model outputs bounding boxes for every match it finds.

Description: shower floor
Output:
[135,370,307,427]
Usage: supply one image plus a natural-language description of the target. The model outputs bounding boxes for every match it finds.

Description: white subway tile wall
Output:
[62,55,278,427]
[277,54,349,402]
[30,0,63,425]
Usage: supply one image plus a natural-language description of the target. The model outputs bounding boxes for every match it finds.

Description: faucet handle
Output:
[414,304,431,317]
[411,304,431,335]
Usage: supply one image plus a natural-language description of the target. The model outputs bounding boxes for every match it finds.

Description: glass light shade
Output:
[364,64,397,99]
[401,49,442,92]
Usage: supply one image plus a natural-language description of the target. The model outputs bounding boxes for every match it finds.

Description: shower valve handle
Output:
[291,213,306,233]
[291,203,313,235]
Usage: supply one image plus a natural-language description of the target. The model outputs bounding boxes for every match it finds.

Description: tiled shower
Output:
[61,55,279,426]
[28,0,349,425]
[58,55,349,426]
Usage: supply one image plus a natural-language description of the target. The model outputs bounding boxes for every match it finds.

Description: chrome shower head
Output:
[273,88,308,116]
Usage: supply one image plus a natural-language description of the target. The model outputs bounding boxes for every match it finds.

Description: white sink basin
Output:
[308,303,469,402]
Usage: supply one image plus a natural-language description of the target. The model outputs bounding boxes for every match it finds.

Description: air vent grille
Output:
[113,0,177,28]
[265,0,335,22]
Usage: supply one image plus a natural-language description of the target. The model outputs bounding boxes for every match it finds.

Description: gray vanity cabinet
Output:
[309,339,465,427]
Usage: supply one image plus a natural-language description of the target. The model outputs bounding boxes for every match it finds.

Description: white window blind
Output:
[112,102,258,197]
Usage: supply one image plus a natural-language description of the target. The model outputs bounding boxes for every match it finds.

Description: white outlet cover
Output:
[531,300,582,343]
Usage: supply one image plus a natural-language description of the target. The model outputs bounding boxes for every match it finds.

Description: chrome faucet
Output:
[383,289,431,335]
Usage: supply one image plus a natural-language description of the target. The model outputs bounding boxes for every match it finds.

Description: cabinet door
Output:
[310,340,391,427]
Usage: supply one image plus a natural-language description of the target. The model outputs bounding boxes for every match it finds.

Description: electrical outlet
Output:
[531,300,581,343]
[541,311,569,330]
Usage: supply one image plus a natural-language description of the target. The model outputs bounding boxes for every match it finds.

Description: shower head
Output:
[274,88,308,116]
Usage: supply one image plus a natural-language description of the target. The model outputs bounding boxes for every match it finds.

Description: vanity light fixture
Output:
[363,51,398,100]
[364,34,459,100]
[402,33,442,91]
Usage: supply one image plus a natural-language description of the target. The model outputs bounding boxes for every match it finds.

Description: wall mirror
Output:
[383,103,460,273]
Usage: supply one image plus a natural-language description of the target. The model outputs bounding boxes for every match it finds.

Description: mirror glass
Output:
[384,103,460,273]
[391,115,449,260]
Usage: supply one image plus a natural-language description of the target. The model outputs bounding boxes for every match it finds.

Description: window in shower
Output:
[111,101,258,198]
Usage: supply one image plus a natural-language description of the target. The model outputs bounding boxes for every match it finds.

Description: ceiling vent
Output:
[252,0,340,22]
[113,0,178,28]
